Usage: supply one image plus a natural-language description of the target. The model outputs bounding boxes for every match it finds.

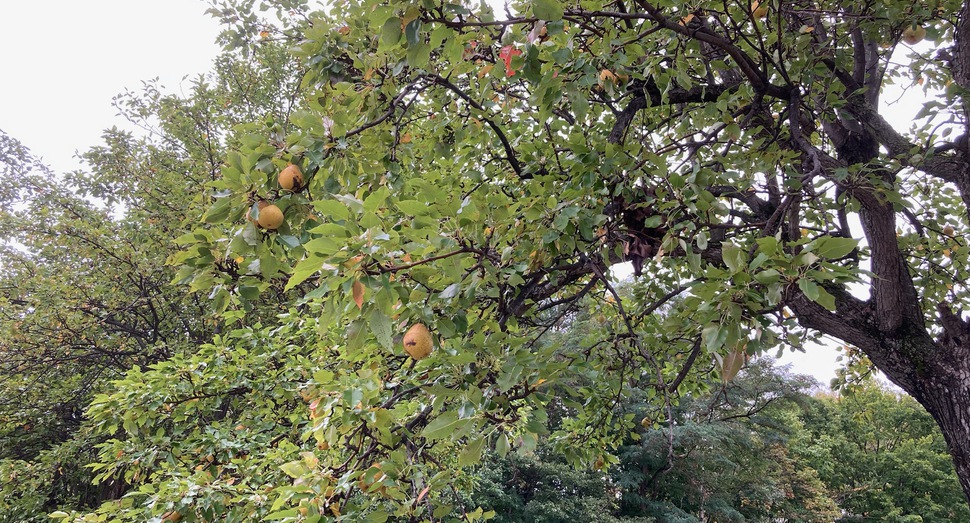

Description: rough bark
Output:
[599,0,970,502]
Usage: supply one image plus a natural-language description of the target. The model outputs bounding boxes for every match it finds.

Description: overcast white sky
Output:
[0,1,222,174]
[2,2,928,387]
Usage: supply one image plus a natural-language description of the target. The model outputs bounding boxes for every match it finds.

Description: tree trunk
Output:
[904,327,970,502]
[921,375,970,500]
[789,286,970,502]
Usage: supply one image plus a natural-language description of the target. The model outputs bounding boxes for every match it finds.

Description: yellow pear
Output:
[357,463,387,494]
[247,200,268,224]
[403,323,433,360]
[752,1,768,19]
[902,25,926,45]
[257,204,285,230]
[278,163,304,191]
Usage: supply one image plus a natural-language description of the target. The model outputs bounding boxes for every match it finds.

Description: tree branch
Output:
[429,74,526,178]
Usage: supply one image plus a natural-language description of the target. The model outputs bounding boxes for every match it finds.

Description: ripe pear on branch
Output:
[403,323,433,360]
[278,163,304,191]
[902,24,926,45]
[255,201,284,230]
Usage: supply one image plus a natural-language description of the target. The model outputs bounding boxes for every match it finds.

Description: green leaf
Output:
[815,286,837,311]
[407,42,431,69]
[811,236,858,259]
[286,256,323,291]
[532,0,564,21]
[368,308,393,351]
[722,242,747,274]
[398,200,432,216]
[422,410,460,440]
[203,197,232,224]
[381,17,402,48]
[797,278,820,301]
[440,283,460,299]
[365,511,389,523]
[458,436,487,467]
[280,460,308,478]
[703,323,727,352]
[303,236,342,256]
[495,431,511,457]
[238,286,260,300]
[312,199,351,221]
[405,19,421,46]
[265,509,301,520]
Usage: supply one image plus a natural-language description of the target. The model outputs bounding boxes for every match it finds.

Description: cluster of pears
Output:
[253,163,304,230]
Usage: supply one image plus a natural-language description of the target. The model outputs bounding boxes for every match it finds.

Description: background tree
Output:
[796,384,970,522]
[0,39,303,520]
[468,362,966,523]
[614,360,838,523]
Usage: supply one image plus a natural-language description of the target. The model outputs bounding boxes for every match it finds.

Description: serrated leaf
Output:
[722,242,746,273]
[815,286,837,311]
[433,505,454,519]
[797,278,820,301]
[495,431,511,457]
[397,199,432,216]
[203,197,232,223]
[702,323,726,352]
[440,283,460,299]
[532,0,563,21]
[366,510,389,523]
[286,256,323,291]
[280,460,308,478]
[422,411,460,440]
[381,17,402,48]
[368,308,393,350]
[458,436,487,467]
[405,19,421,46]
[277,234,301,248]
[304,236,341,256]
[312,199,350,220]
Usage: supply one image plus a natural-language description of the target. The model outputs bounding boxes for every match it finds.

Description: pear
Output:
[278,164,304,191]
[752,1,768,19]
[403,323,433,360]
[256,204,285,230]
[902,25,926,45]
[357,463,387,494]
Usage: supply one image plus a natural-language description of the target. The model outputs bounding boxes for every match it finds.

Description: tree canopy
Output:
[5,0,970,520]
[182,0,970,509]
[0,38,304,522]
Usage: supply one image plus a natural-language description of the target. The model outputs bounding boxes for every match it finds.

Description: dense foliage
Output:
[187,0,970,510]
[468,362,968,523]
[0,39,303,521]
[5,0,970,520]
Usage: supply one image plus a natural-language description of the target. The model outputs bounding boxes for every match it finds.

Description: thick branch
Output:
[785,284,877,354]
[609,80,739,144]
